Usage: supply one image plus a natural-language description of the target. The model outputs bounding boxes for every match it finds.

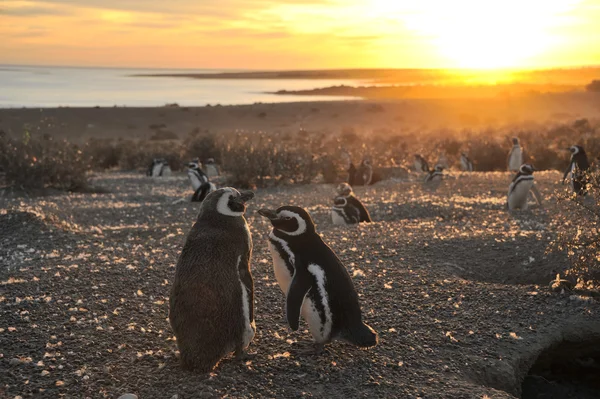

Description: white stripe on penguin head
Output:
[276,210,307,236]
[216,187,244,217]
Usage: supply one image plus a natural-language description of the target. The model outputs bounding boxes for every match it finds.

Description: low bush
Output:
[0,131,89,191]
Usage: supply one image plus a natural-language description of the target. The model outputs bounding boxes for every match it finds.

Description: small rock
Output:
[118,395,138,399]
[9,358,22,365]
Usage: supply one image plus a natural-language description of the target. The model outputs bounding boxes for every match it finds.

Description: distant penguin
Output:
[436,152,450,169]
[424,165,444,183]
[507,137,524,172]
[414,154,429,172]
[169,188,255,372]
[460,153,474,172]
[347,162,357,186]
[331,197,360,226]
[336,182,372,223]
[562,145,591,196]
[147,158,159,176]
[161,159,172,177]
[188,160,216,202]
[204,158,220,178]
[258,206,378,353]
[357,158,373,185]
[150,158,163,177]
[507,164,536,210]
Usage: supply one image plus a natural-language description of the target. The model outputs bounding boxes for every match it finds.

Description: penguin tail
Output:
[343,322,378,348]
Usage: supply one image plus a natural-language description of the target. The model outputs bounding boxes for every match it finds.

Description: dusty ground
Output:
[1,171,598,399]
[1,93,599,142]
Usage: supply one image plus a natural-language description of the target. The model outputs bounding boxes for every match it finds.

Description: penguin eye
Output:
[284,217,292,221]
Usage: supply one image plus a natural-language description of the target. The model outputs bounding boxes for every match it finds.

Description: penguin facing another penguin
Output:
[507,164,536,210]
[563,145,591,196]
[258,206,378,353]
[169,187,255,372]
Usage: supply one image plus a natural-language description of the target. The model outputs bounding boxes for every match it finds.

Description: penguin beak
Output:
[238,191,255,203]
[257,208,279,220]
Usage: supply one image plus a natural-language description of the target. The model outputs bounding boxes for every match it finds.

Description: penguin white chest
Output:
[508,179,534,210]
[508,148,523,171]
[331,209,348,226]
[236,255,256,348]
[267,239,293,294]
[188,171,202,191]
[151,163,163,177]
[301,264,333,344]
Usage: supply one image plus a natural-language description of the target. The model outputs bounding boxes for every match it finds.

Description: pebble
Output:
[117,395,138,399]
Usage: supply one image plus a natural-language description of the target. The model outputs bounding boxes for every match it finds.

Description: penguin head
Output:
[333,196,347,207]
[512,137,519,145]
[519,164,535,175]
[188,160,200,170]
[336,182,353,196]
[568,145,586,157]
[206,158,215,164]
[434,164,444,172]
[258,206,315,236]
[201,187,254,218]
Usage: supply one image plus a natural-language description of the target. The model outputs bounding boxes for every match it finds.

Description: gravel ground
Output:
[1,171,598,399]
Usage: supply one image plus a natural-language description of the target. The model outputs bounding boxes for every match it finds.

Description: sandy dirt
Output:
[1,94,599,143]
[1,170,598,399]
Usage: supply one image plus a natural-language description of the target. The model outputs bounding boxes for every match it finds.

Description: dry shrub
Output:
[117,139,183,171]
[551,170,600,286]
[84,138,122,170]
[0,131,88,191]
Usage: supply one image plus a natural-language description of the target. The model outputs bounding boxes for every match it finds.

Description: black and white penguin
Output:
[414,154,429,172]
[562,145,591,196]
[507,137,524,172]
[335,182,372,223]
[357,158,373,186]
[204,158,220,178]
[331,197,360,226]
[148,158,171,177]
[169,188,255,372]
[507,164,536,210]
[188,160,216,202]
[257,206,378,353]
[460,153,474,172]
[424,164,444,183]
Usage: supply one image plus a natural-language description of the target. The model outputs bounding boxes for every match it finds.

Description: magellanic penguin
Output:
[331,196,360,226]
[562,145,591,196]
[414,154,429,173]
[258,206,378,353]
[507,137,524,172]
[169,188,255,372]
[424,165,444,183]
[460,153,474,172]
[507,164,536,210]
[188,160,216,202]
[204,158,220,178]
[335,183,372,223]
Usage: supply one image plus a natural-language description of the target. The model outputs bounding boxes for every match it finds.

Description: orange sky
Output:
[1,0,600,69]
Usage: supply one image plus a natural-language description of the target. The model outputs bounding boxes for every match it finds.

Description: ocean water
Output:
[0,65,359,108]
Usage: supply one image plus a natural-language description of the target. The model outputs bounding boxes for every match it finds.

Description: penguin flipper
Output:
[286,266,312,331]
[562,162,572,183]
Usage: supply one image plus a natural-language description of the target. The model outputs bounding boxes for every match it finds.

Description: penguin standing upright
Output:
[204,158,220,178]
[188,160,216,202]
[507,137,524,172]
[169,188,255,372]
[507,164,536,210]
[414,154,429,172]
[562,145,591,196]
[161,159,172,177]
[258,206,378,353]
[331,197,360,226]
[460,153,474,172]
[357,158,373,186]
[336,182,372,223]
[151,158,164,177]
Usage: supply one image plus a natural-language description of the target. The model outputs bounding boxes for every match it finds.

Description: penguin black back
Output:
[563,145,591,195]
[258,206,378,349]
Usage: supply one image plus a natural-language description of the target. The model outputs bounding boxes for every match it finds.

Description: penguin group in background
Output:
[413,154,429,172]
[347,157,380,186]
[331,183,372,225]
[507,164,537,210]
[188,159,216,202]
[169,188,255,372]
[563,145,591,196]
[507,137,524,172]
[460,153,474,172]
[147,158,171,177]
[258,206,378,353]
